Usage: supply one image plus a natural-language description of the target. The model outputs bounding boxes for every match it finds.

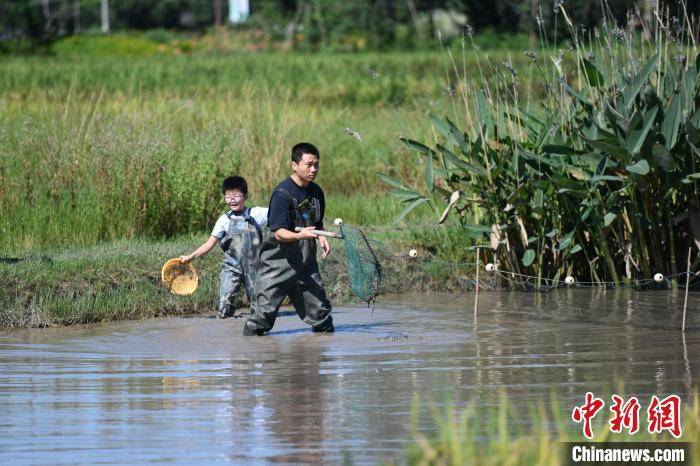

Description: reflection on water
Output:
[0,290,698,465]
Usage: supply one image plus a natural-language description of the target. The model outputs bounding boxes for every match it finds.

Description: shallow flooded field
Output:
[1,290,698,465]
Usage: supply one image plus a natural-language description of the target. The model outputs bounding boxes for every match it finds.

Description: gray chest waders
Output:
[244,188,333,335]
[218,208,263,318]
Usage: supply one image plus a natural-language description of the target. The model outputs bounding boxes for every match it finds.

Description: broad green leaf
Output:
[533,189,544,210]
[558,231,575,251]
[429,113,468,152]
[522,249,536,267]
[651,143,674,171]
[378,173,410,190]
[429,113,452,140]
[448,120,469,153]
[681,173,700,184]
[394,197,429,224]
[623,53,658,108]
[400,137,434,156]
[686,119,700,145]
[570,244,583,254]
[583,57,606,87]
[681,68,696,116]
[584,138,630,162]
[625,106,658,155]
[388,188,422,200]
[476,90,493,139]
[438,145,487,177]
[604,212,616,227]
[662,92,682,150]
[626,159,650,175]
[564,83,591,106]
[507,110,545,133]
[424,155,434,193]
[518,146,562,167]
[605,101,629,131]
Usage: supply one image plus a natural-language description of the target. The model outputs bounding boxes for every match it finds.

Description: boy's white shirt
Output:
[211,206,269,239]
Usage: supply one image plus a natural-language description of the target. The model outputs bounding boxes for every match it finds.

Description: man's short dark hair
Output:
[221,176,248,196]
[291,142,320,163]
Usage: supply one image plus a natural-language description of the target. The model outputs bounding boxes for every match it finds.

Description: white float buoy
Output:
[408,249,418,258]
[654,273,664,283]
[334,218,343,226]
[565,276,575,285]
[485,263,495,272]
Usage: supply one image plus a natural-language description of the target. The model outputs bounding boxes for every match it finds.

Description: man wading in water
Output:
[243,142,334,336]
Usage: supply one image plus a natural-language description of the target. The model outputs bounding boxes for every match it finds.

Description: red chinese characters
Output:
[647,395,682,438]
[609,395,641,434]
[572,393,683,438]
[572,392,605,439]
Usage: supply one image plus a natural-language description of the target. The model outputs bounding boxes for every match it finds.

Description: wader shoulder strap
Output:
[273,187,303,230]
[273,188,298,209]
[243,207,264,243]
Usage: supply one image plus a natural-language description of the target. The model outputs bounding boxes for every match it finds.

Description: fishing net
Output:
[340,224,381,303]
[161,258,199,296]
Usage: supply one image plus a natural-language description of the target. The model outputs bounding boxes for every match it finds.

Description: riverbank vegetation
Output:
[387,2,700,287]
[2,2,700,327]
[0,225,469,329]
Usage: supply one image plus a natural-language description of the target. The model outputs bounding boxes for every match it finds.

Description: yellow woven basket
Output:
[161,258,199,296]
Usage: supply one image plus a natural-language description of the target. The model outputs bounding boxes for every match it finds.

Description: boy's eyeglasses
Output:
[224,195,245,201]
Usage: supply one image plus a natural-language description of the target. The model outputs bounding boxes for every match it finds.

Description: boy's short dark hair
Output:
[221,176,248,196]
[291,142,320,163]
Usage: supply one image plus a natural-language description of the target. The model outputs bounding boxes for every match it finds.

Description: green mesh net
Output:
[340,224,381,303]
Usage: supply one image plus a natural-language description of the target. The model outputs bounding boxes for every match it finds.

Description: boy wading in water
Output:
[180,176,268,318]
[243,143,334,336]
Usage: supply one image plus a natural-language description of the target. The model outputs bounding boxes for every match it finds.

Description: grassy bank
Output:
[0,225,475,329]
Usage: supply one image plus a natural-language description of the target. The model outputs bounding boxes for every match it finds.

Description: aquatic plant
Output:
[384,3,700,286]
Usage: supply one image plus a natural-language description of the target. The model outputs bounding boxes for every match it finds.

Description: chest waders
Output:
[243,188,333,335]
[218,208,263,319]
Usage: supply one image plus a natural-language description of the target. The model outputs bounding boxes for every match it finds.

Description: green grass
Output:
[0,229,473,329]
[0,50,490,253]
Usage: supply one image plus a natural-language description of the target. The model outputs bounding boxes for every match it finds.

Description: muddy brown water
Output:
[1,290,698,465]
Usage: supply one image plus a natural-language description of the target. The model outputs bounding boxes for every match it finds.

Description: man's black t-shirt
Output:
[268,177,325,232]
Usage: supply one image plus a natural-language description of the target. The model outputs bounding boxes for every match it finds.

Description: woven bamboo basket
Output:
[161,258,198,296]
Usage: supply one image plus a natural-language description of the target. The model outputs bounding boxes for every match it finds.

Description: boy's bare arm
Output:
[180,236,219,263]
[274,226,317,243]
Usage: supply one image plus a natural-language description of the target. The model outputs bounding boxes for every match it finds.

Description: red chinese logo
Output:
[572,393,683,438]
[647,395,682,438]
[609,395,641,434]
[572,392,605,439]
